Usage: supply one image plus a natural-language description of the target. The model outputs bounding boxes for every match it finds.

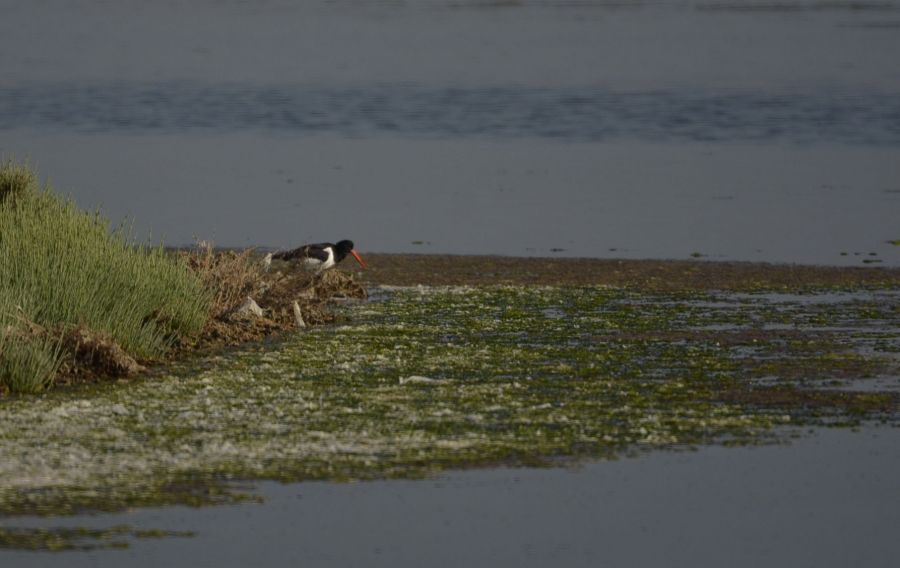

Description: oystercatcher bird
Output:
[268,240,366,273]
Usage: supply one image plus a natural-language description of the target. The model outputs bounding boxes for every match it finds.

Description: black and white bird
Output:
[266,240,366,273]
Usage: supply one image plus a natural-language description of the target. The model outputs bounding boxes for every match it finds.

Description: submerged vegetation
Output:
[0,161,210,394]
[0,285,896,531]
[0,525,193,552]
[1,162,898,551]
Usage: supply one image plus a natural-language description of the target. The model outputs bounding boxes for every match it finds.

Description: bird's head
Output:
[336,240,366,269]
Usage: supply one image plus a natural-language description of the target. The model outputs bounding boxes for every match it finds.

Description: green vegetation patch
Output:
[0,525,193,551]
[0,161,210,393]
[1,285,897,534]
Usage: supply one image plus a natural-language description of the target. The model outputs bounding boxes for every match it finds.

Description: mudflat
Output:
[354,253,900,290]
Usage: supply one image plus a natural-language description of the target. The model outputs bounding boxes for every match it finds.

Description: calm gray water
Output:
[2,427,898,567]
[1,0,899,264]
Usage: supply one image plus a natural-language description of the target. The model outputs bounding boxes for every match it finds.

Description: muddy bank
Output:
[354,254,900,290]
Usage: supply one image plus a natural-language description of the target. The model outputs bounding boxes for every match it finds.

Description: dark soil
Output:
[353,253,900,290]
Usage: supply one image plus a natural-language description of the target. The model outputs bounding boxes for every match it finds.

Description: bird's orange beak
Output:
[350,249,366,269]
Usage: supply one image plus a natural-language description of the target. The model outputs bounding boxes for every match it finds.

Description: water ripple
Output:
[2,82,899,145]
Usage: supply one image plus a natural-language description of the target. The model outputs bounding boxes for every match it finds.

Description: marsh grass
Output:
[0,332,61,393]
[0,161,210,394]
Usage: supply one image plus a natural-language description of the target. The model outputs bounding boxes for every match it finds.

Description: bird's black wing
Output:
[272,243,333,262]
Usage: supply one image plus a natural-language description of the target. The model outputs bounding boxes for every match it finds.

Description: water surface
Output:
[3,427,898,568]
[1,0,899,264]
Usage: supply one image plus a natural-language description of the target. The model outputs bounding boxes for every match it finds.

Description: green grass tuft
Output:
[0,160,211,393]
[0,333,61,394]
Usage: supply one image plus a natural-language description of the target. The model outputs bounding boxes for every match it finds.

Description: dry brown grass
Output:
[59,326,146,381]
[178,244,367,350]
[180,242,265,319]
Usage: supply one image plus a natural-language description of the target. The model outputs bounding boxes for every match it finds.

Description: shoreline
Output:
[8,251,899,394]
[1,259,897,548]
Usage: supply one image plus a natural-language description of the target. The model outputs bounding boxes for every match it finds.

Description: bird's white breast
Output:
[303,247,335,272]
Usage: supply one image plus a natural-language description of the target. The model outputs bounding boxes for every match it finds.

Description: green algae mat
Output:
[1,284,898,549]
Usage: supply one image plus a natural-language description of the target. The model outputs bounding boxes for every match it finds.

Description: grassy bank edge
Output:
[0,161,211,394]
[1,161,368,395]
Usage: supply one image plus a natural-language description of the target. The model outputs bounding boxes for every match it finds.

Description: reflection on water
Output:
[3,83,899,145]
